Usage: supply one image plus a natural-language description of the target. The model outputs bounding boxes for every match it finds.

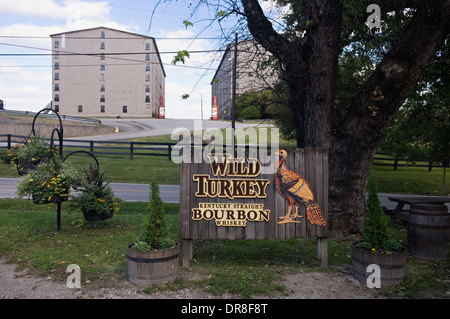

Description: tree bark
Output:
[328,1,450,238]
[241,0,450,239]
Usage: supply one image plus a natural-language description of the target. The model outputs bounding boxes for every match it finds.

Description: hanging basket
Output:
[32,193,69,205]
[82,208,114,222]
[16,159,40,176]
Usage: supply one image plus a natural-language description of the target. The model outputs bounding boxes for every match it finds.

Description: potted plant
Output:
[70,164,120,221]
[351,178,407,288]
[2,135,56,176]
[126,180,180,286]
[16,156,80,204]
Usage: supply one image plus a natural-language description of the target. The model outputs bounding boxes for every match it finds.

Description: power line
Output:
[0,35,222,40]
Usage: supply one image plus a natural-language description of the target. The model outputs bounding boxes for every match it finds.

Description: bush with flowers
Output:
[16,156,80,204]
[1,135,58,176]
[69,164,121,220]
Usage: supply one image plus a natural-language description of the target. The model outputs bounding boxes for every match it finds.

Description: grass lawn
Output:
[0,132,448,298]
[0,198,448,298]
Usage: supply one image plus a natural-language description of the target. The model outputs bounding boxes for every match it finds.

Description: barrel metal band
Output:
[126,253,179,264]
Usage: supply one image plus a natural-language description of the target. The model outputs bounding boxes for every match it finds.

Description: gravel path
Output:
[0,258,381,299]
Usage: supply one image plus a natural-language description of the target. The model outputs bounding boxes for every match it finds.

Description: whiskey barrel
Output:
[407,204,450,261]
[351,242,407,288]
[126,243,180,286]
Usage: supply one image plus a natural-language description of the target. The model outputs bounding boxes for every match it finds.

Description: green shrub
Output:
[132,180,175,251]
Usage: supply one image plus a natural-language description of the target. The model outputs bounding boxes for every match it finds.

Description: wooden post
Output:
[316,237,328,268]
[182,239,193,267]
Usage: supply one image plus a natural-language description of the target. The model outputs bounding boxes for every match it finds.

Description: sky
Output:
[0,0,282,119]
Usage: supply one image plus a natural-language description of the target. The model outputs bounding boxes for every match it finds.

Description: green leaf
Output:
[181,94,190,100]
[183,20,193,28]
[171,50,190,65]
[216,10,229,18]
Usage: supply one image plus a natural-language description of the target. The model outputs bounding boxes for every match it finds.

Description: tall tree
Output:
[172,0,450,238]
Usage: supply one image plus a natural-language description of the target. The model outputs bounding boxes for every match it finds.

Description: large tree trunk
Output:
[328,2,450,239]
[242,0,450,239]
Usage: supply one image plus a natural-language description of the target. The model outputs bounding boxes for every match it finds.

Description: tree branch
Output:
[337,0,450,149]
[240,0,290,66]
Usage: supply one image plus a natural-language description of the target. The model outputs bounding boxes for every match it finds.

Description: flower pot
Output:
[32,194,69,205]
[126,242,180,286]
[16,159,40,176]
[82,209,114,222]
[351,241,407,288]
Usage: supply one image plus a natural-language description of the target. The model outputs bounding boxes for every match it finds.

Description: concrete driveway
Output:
[69,118,273,141]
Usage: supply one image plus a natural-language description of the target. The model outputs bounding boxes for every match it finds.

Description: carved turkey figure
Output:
[274,150,326,226]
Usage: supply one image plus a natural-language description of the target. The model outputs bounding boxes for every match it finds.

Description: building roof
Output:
[50,26,166,77]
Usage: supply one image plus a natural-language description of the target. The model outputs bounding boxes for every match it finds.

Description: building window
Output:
[54,51,59,59]
[145,85,150,92]
[54,105,59,112]
[100,105,105,113]
[100,84,105,92]
[54,62,59,70]
[54,84,59,91]
[146,64,150,71]
[54,73,59,80]
[54,40,59,48]
[54,94,59,102]
[100,73,105,81]
[145,95,150,103]
[145,74,150,82]
[100,95,105,102]
[100,53,105,60]
[123,105,127,113]
[145,54,150,61]
[100,42,105,49]
[101,31,105,38]
[78,105,83,112]
[145,43,150,50]
[100,64,105,71]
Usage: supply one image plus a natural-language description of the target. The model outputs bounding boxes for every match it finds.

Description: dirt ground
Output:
[0,258,382,299]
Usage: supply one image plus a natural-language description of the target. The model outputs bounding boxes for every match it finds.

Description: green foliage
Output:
[364,178,389,249]
[239,105,261,120]
[69,164,121,216]
[171,50,190,65]
[356,178,403,253]
[133,180,175,251]
[1,135,57,167]
[182,20,193,28]
[16,157,81,204]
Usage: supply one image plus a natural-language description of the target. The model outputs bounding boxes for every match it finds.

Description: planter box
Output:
[351,242,407,288]
[126,242,180,286]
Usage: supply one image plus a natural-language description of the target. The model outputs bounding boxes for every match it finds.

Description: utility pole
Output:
[201,94,203,120]
[231,32,238,151]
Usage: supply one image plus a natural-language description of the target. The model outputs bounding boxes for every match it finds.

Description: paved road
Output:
[0,178,179,203]
[69,118,274,141]
[0,177,419,209]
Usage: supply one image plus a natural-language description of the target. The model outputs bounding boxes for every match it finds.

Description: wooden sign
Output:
[179,148,329,267]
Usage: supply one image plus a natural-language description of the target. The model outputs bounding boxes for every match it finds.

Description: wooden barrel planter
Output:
[126,243,180,286]
[351,242,407,288]
[407,204,450,261]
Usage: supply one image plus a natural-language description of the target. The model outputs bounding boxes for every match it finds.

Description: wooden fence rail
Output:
[0,134,448,170]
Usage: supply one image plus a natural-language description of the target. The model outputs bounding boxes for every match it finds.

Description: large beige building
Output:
[211,39,278,120]
[50,26,165,118]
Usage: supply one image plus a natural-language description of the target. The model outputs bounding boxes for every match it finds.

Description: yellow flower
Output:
[51,177,56,180]
[42,182,46,185]
[371,248,375,252]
